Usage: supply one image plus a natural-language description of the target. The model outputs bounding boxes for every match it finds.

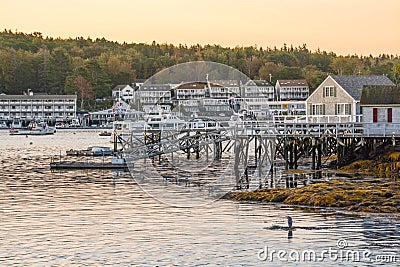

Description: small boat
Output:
[66,146,114,157]
[11,119,23,129]
[0,121,8,129]
[9,121,56,135]
[99,131,112,136]
[50,156,128,170]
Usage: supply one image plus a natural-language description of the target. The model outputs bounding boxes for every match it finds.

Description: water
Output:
[0,130,399,266]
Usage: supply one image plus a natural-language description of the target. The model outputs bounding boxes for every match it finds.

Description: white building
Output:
[360,85,400,136]
[242,80,274,100]
[306,75,396,123]
[0,92,77,121]
[112,85,135,102]
[135,84,172,111]
[276,80,309,101]
[209,80,240,98]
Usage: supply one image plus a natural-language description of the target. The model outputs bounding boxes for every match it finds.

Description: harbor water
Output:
[0,130,399,266]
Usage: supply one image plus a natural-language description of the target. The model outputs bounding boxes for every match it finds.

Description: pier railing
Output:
[231,121,400,138]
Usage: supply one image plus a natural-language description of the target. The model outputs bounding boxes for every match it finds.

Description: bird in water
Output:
[287,216,293,229]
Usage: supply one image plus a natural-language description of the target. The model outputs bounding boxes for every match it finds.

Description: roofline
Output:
[305,75,357,103]
[0,95,77,100]
[360,104,400,107]
[305,75,331,101]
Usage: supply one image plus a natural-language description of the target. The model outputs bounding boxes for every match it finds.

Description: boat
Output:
[0,121,8,129]
[11,119,23,129]
[145,113,186,131]
[66,146,114,157]
[99,130,112,136]
[9,121,56,135]
[55,122,69,129]
[50,156,128,170]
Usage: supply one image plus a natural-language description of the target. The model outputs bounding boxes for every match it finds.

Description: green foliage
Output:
[0,30,399,97]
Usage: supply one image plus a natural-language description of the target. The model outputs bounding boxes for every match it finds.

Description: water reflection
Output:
[0,130,399,266]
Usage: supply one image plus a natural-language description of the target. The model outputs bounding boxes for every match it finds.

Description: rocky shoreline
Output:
[226,152,400,213]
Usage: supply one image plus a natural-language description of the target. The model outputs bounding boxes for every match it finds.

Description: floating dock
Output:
[50,161,128,170]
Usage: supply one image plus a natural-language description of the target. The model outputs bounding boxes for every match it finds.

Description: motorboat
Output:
[10,121,56,135]
[99,130,112,136]
[11,119,23,129]
[0,121,8,129]
[66,146,114,156]
[145,113,186,131]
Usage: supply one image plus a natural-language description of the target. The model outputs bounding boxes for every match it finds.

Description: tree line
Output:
[0,30,399,110]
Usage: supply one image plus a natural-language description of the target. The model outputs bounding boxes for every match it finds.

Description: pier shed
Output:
[360,85,400,136]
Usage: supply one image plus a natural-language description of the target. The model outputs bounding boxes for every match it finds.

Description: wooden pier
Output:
[117,120,400,189]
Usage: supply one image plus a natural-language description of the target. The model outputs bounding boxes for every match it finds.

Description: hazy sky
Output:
[1,0,399,56]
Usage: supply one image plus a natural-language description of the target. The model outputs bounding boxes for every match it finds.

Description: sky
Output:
[1,0,399,56]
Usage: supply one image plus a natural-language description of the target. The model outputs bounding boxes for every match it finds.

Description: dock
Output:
[50,161,128,170]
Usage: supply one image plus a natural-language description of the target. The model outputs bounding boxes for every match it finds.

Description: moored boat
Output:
[0,121,8,129]
[99,130,112,136]
[66,146,114,156]
[9,121,56,135]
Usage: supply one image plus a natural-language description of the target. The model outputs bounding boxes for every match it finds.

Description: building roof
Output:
[331,75,395,100]
[176,82,207,90]
[253,80,272,87]
[277,80,308,87]
[244,80,272,87]
[210,80,239,87]
[112,85,132,91]
[140,84,171,91]
[360,86,400,105]
[0,94,77,100]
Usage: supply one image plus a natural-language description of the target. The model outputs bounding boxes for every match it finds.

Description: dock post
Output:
[254,136,258,165]
[284,138,289,170]
[293,140,298,169]
[289,141,294,169]
[311,138,316,170]
[317,140,322,170]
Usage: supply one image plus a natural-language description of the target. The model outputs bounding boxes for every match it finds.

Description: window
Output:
[373,108,378,122]
[388,108,392,123]
[335,104,352,115]
[336,104,342,115]
[323,86,336,97]
[310,104,325,115]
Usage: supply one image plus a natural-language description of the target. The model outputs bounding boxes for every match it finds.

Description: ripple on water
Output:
[0,130,399,266]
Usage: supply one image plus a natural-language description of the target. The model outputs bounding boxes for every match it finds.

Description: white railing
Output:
[306,115,363,123]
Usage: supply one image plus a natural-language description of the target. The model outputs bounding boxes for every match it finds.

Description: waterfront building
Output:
[208,80,240,98]
[112,85,135,102]
[360,85,400,135]
[134,84,172,111]
[0,92,77,122]
[306,75,395,123]
[242,80,274,100]
[275,79,309,101]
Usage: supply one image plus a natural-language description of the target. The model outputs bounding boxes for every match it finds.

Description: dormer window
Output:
[323,86,336,97]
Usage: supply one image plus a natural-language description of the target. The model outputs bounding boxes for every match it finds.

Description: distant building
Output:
[275,80,309,101]
[360,85,400,136]
[242,80,274,100]
[170,82,206,113]
[306,75,395,123]
[134,79,146,90]
[135,84,172,111]
[0,92,77,121]
[112,85,135,102]
[208,80,240,98]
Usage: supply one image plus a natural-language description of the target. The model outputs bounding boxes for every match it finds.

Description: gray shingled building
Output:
[306,75,395,123]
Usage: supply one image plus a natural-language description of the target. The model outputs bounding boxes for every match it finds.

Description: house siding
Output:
[306,76,355,122]
[362,106,400,136]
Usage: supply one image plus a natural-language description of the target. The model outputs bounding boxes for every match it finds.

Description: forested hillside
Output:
[1,30,399,101]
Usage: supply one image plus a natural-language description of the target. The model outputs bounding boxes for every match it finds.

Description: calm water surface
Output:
[0,130,399,266]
